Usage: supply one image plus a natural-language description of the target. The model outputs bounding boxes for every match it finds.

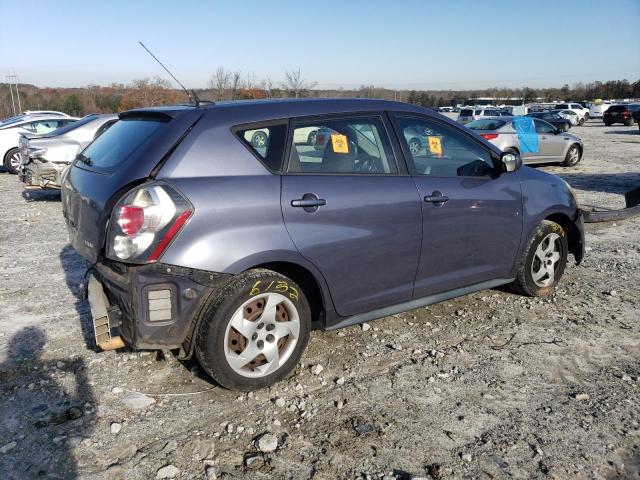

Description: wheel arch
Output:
[251,261,326,329]
[545,212,583,264]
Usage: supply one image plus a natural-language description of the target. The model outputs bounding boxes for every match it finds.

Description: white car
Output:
[1,116,78,173]
[556,109,581,126]
[243,126,318,149]
[589,103,611,119]
[552,103,589,123]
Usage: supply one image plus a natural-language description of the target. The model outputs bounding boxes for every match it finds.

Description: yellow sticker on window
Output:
[427,136,442,156]
[331,134,349,153]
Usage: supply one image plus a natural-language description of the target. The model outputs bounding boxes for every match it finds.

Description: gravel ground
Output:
[0,119,638,480]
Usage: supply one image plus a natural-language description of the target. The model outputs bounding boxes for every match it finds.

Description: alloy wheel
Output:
[224,292,300,378]
[531,233,562,287]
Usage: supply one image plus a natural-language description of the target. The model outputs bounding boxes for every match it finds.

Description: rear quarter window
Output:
[234,123,287,172]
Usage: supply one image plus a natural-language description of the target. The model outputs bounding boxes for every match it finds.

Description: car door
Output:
[281,113,422,317]
[391,113,523,298]
[533,119,566,160]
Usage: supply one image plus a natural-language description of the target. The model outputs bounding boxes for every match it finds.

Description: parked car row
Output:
[1,113,78,173]
[54,98,584,391]
[19,114,118,189]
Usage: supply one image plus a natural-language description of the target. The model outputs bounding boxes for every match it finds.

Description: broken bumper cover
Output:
[19,160,68,189]
[88,261,231,351]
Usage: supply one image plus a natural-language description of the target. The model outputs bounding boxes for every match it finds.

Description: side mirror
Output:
[501,152,522,172]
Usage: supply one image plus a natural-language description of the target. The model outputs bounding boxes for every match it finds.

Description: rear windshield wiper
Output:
[76,153,93,166]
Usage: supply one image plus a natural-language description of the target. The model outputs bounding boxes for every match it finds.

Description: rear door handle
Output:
[291,198,326,208]
[424,191,449,204]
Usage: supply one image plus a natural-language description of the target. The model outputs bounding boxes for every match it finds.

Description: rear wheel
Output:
[195,269,311,391]
[604,121,612,126]
[408,138,422,155]
[563,144,581,167]
[251,131,268,148]
[3,148,21,174]
[624,119,633,127]
[509,220,568,297]
[578,117,585,126]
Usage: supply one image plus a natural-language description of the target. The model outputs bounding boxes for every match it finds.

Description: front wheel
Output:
[563,144,581,167]
[578,118,585,126]
[509,220,568,297]
[195,269,311,391]
[3,148,21,174]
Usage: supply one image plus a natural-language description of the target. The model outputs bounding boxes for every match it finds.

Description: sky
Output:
[1,0,639,90]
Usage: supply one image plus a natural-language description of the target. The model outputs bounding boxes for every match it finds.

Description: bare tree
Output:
[282,68,317,98]
[231,70,242,100]
[208,67,231,101]
[261,77,274,98]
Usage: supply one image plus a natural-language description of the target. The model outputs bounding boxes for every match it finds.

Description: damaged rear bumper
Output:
[87,260,231,353]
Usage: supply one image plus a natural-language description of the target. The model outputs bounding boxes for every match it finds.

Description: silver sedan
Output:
[466,116,584,167]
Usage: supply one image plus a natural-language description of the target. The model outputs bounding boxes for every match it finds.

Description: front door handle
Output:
[424,191,449,204]
[291,198,326,208]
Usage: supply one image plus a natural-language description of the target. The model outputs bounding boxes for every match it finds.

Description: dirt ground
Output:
[0,118,638,480]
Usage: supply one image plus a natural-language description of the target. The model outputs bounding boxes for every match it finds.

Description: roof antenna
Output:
[138,41,194,104]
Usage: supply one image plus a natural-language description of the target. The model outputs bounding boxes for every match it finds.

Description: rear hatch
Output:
[604,105,626,118]
[61,107,202,263]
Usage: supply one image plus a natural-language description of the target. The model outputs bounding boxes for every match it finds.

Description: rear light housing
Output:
[106,182,193,263]
[480,133,499,140]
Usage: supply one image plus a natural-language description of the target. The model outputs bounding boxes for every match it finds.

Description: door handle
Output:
[291,198,327,208]
[424,191,449,204]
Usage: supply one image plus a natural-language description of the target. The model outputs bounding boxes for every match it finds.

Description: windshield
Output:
[80,117,167,170]
[466,119,506,130]
[606,105,626,113]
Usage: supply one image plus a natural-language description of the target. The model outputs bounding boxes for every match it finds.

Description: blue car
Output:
[61,98,584,390]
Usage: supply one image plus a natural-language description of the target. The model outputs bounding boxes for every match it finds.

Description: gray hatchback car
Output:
[61,99,584,390]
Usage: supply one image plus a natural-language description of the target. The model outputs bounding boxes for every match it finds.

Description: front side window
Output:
[396,116,495,177]
[288,116,397,174]
[235,123,287,171]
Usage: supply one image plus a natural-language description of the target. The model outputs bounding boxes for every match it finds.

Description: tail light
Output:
[107,183,193,263]
[480,133,499,140]
[622,111,631,117]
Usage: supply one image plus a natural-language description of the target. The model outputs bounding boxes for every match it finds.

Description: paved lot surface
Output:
[0,119,639,479]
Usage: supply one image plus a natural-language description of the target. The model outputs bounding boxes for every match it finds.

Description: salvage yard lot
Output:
[0,120,639,479]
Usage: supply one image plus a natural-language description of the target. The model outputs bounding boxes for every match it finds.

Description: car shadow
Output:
[22,189,61,202]
[59,244,94,350]
[0,327,96,479]
[604,129,639,135]
[558,172,640,197]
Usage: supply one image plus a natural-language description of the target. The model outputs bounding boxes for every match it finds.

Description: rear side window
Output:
[81,117,166,169]
[288,116,397,174]
[235,123,287,172]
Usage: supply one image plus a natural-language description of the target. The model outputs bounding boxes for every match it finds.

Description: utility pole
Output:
[6,74,22,114]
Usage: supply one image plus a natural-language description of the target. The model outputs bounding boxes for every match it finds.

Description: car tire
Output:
[306,130,317,146]
[624,119,633,127]
[3,147,21,175]
[251,131,268,148]
[563,144,581,167]
[509,220,568,297]
[604,121,612,126]
[408,138,422,155]
[195,269,311,391]
[578,118,585,126]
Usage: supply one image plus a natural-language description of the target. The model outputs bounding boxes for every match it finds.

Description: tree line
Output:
[2,72,639,119]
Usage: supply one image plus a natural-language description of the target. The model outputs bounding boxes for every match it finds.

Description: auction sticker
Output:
[331,134,349,153]
[427,136,442,156]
